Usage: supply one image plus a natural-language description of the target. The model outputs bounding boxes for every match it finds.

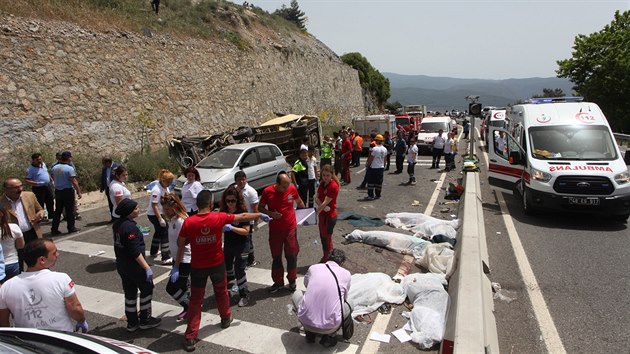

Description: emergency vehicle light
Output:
[528,97,584,104]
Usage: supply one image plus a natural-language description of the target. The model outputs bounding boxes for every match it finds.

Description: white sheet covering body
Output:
[345,229,431,258]
[402,273,450,349]
[385,212,460,239]
[346,273,406,317]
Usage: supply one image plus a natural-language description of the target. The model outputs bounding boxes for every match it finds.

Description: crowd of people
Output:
[0,123,460,351]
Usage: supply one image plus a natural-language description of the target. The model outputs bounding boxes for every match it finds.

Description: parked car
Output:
[0,327,157,354]
[174,142,287,202]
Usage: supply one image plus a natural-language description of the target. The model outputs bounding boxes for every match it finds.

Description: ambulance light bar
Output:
[528,97,584,104]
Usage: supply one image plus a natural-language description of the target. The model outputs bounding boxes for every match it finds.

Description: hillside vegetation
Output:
[0,0,301,48]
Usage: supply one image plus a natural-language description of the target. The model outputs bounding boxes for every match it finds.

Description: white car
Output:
[175,142,287,202]
[0,327,158,353]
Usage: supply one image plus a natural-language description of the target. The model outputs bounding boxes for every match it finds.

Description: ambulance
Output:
[482,109,507,146]
[487,97,630,221]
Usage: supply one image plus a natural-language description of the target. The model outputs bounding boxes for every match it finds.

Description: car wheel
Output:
[233,127,254,141]
[522,186,536,215]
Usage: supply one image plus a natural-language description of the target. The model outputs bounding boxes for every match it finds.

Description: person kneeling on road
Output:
[292,249,352,347]
[113,198,161,332]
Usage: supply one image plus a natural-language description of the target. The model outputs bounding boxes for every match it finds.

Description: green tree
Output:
[274,0,307,30]
[385,100,403,113]
[341,52,391,110]
[532,88,566,98]
[557,10,630,132]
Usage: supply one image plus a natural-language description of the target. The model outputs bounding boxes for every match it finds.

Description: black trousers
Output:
[166,262,190,311]
[52,188,75,232]
[118,265,154,326]
[104,187,114,219]
[32,185,54,217]
[307,179,316,208]
[395,154,404,173]
[297,182,308,208]
[225,241,250,298]
[367,168,384,198]
[432,148,444,168]
[147,215,171,261]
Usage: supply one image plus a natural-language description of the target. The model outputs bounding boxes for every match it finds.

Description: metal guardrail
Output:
[441,172,499,354]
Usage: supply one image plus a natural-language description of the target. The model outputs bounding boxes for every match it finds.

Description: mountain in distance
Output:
[384,72,576,112]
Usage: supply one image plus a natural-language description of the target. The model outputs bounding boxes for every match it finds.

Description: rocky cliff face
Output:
[0,13,364,158]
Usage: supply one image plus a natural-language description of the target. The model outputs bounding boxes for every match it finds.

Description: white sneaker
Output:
[238,297,249,307]
[161,258,173,265]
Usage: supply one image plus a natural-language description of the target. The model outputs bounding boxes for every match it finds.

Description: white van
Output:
[417,116,452,153]
[488,97,630,221]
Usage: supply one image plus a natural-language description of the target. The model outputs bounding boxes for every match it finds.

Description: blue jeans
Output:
[1,262,20,283]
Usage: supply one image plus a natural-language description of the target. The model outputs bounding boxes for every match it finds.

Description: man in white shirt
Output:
[364,135,388,200]
[234,171,260,267]
[443,132,455,172]
[407,137,418,185]
[431,129,446,169]
[0,239,88,333]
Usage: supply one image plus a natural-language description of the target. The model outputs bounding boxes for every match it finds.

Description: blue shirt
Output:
[51,164,76,190]
[26,163,51,186]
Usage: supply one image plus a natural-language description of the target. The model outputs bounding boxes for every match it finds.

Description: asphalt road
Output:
[41,148,465,353]
[474,122,630,354]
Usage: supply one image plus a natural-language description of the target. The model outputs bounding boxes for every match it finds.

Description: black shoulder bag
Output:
[325,264,354,340]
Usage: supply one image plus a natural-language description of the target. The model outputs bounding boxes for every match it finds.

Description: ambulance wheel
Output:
[522,187,536,216]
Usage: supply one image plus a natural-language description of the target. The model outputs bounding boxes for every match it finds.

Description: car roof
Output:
[222,142,278,150]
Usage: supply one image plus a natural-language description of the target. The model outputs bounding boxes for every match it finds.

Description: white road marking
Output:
[361,168,447,354]
[495,193,567,354]
[76,284,358,354]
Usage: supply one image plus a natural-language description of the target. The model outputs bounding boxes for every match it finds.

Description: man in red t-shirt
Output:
[258,172,305,293]
[174,190,269,352]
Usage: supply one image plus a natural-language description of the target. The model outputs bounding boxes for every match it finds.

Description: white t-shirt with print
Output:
[0,269,76,331]
[109,180,132,218]
[168,217,191,264]
[147,184,169,216]
[370,145,388,169]
[1,224,23,264]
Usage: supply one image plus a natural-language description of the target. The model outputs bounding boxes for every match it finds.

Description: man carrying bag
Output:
[291,249,353,347]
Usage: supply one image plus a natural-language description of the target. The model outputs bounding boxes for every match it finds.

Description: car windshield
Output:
[196,148,242,169]
[529,125,618,161]
[419,122,448,133]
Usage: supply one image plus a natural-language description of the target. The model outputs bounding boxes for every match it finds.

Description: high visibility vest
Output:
[321,143,333,159]
[293,159,307,173]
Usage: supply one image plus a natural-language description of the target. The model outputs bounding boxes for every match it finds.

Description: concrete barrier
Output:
[440,172,499,354]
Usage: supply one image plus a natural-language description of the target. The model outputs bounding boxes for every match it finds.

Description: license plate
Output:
[568,197,600,206]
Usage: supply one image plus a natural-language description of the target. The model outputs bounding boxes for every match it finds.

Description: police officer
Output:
[113,198,161,332]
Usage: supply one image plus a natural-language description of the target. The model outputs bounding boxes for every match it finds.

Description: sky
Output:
[249,0,630,80]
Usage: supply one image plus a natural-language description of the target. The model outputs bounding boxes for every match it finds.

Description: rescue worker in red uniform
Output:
[340,131,353,185]
[258,172,305,293]
[315,165,340,263]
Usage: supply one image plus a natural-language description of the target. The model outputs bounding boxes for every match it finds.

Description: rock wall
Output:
[0,14,364,159]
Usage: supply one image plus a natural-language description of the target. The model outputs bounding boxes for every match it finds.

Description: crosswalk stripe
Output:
[56,240,307,290]
[75,284,358,354]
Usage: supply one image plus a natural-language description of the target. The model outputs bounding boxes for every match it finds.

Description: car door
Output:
[257,145,283,188]
[238,148,262,188]
[487,128,526,195]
